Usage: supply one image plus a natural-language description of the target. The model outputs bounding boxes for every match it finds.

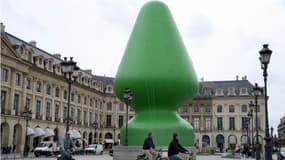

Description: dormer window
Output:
[228,87,236,96]
[28,51,33,62]
[57,66,61,73]
[39,58,42,65]
[20,46,24,54]
[107,86,112,92]
[48,61,52,70]
[240,87,248,95]
[215,88,224,96]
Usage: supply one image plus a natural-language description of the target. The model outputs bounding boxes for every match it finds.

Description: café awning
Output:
[33,127,45,137]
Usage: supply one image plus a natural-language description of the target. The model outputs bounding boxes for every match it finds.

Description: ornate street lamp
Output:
[23,107,32,157]
[252,83,262,160]
[61,57,79,133]
[248,102,254,153]
[123,88,133,146]
[259,44,273,160]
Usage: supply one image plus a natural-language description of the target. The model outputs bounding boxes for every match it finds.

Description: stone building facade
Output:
[1,25,135,152]
[178,79,266,151]
[278,116,285,147]
[1,24,266,153]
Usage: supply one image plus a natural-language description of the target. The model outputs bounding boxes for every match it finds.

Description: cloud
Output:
[1,0,284,130]
[186,13,213,39]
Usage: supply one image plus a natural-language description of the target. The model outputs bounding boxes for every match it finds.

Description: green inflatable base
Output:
[120,111,194,147]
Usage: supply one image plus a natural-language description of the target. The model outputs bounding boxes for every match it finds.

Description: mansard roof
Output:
[195,80,254,98]
[4,31,114,85]
[3,31,256,95]
[6,32,63,64]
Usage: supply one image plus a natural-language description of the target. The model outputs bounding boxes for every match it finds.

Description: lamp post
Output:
[23,107,32,158]
[61,57,79,133]
[248,102,254,153]
[123,88,133,146]
[259,44,273,160]
[253,83,262,160]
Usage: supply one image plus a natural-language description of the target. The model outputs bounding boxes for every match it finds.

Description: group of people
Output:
[60,130,190,160]
[1,144,16,154]
[143,132,190,160]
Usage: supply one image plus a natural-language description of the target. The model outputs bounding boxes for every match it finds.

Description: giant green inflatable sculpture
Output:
[114,1,198,146]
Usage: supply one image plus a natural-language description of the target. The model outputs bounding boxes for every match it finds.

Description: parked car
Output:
[73,146,84,155]
[34,141,59,157]
[278,147,285,160]
[85,144,103,155]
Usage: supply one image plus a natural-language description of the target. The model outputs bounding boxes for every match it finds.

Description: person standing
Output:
[168,133,189,160]
[142,132,157,160]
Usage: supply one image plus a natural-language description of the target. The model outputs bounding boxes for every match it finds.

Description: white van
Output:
[34,141,59,157]
[85,144,103,155]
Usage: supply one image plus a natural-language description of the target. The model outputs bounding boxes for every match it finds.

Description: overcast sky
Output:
[1,0,285,133]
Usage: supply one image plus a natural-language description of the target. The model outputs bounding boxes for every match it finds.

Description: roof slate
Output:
[3,31,256,93]
[5,32,114,85]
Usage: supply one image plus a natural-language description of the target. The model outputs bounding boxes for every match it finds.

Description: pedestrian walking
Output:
[241,144,249,160]
[8,145,12,154]
[13,144,16,153]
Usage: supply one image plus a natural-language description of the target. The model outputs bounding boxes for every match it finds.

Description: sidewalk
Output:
[1,152,36,160]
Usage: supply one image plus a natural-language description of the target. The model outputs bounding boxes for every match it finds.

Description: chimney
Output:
[241,75,247,80]
[84,69,92,74]
[29,40,37,46]
[0,23,5,33]
[236,75,239,81]
[53,53,61,59]
[200,77,204,82]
